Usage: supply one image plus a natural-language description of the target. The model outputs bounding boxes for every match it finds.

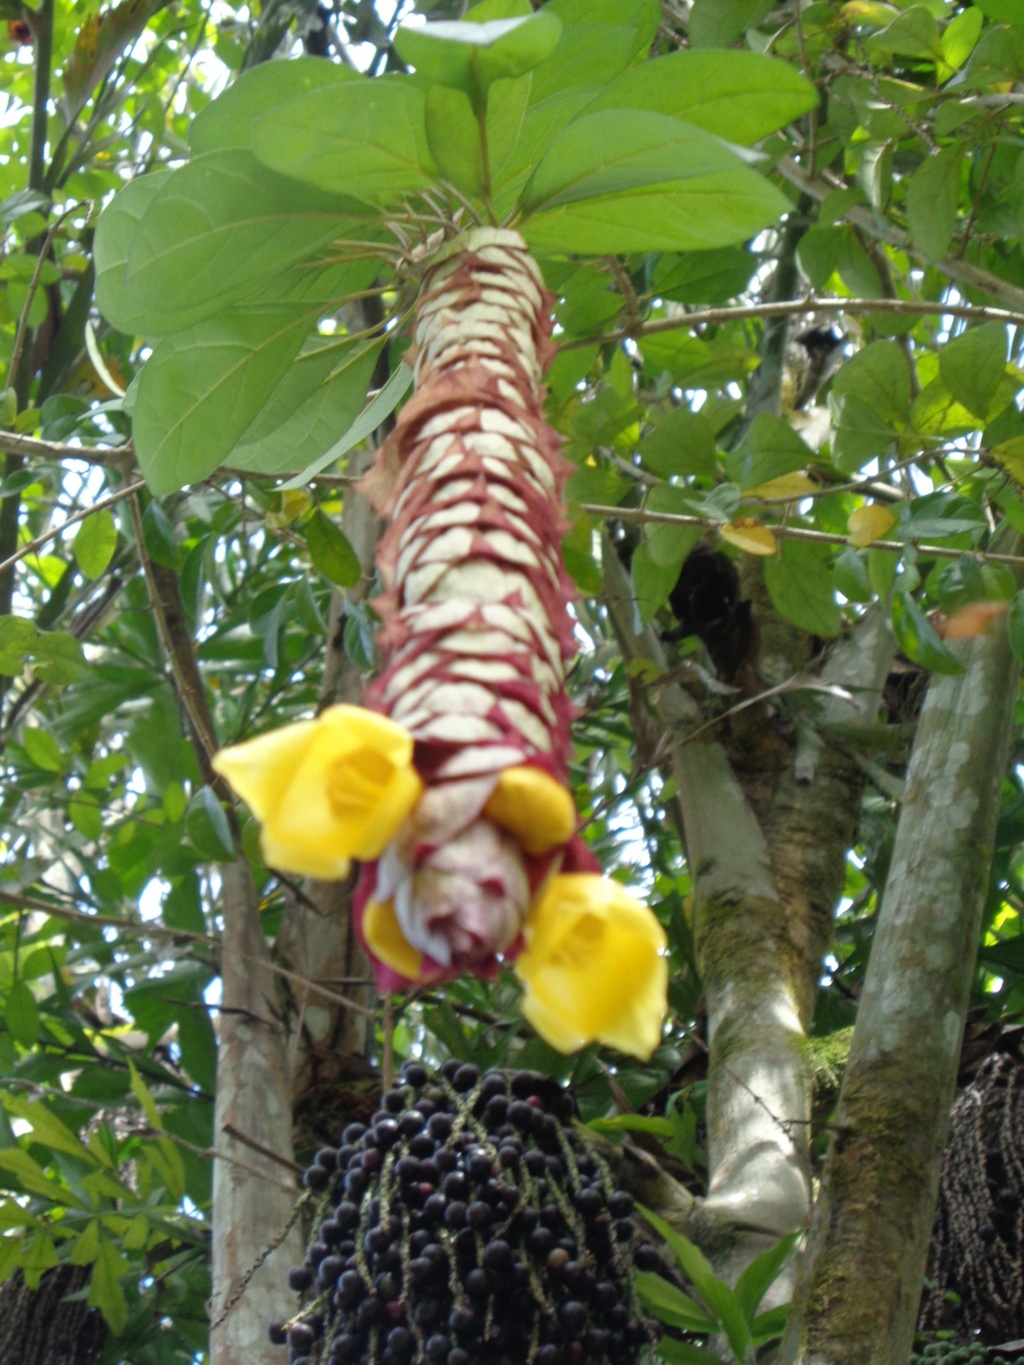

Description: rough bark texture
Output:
[210,860,303,1365]
[781,620,1021,1365]
[0,1266,105,1365]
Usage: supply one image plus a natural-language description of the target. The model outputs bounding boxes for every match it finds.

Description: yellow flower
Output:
[484,765,577,855]
[212,705,423,879]
[363,898,424,980]
[515,874,668,1060]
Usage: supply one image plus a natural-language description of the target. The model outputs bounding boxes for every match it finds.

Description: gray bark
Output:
[781,617,1020,1365]
[210,861,303,1365]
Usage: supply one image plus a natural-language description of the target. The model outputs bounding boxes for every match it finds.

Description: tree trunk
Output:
[0,1266,105,1365]
[604,549,894,1286]
[781,613,1021,1365]
[210,861,304,1365]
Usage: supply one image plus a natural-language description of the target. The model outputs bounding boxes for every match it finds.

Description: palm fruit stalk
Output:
[214,228,667,1060]
[269,1064,665,1365]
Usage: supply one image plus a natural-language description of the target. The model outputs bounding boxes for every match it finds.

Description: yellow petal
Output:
[259,829,351,881]
[719,519,776,556]
[363,898,423,979]
[745,473,817,501]
[214,705,423,879]
[484,766,577,855]
[847,503,895,548]
[515,874,668,1060]
[212,721,319,823]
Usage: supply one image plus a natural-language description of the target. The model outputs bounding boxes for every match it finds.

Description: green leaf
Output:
[133,303,315,494]
[645,488,702,568]
[891,591,964,675]
[6,981,39,1047]
[69,1217,101,1266]
[521,111,790,254]
[0,1149,85,1205]
[637,1205,750,1363]
[251,75,436,203]
[190,55,361,153]
[689,0,767,48]
[906,147,962,262]
[394,13,561,109]
[633,543,684,626]
[22,727,63,773]
[938,322,1009,422]
[1007,590,1024,666]
[635,1270,718,1332]
[94,171,177,336]
[73,509,118,580]
[834,547,873,603]
[62,0,172,126]
[831,341,911,427]
[127,1058,164,1131]
[751,1303,791,1344]
[588,1114,675,1137]
[734,1233,799,1324]
[305,509,361,588]
[31,632,88,686]
[655,1340,723,1365]
[973,0,1024,19]
[140,500,181,570]
[280,361,413,491]
[229,338,383,478]
[185,787,236,862]
[122,151,370,336]
[639,408,716,480]
[763,540,842,637]
[425,76,530,201]
[562,513,602,593]
[733,413,814,492]
[88,1236,129,1335]
[580,50,817,145]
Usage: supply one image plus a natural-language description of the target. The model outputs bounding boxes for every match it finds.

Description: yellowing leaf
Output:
[745,472,817,501]
[847,503,896,547]
[720,519,776,556]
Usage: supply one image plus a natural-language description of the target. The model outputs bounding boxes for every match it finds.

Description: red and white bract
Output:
[356,228,594,986]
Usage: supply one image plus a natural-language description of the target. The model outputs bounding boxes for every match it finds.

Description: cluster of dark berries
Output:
[269,1062,663,1365]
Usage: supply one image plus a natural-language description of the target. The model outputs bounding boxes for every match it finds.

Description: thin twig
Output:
[0,888,220,948]
[0,479,144,579]
[581,502,1024,567]
[563,294,1024,351]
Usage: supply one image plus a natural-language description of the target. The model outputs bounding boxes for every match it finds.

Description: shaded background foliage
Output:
[3,0,1024,1361]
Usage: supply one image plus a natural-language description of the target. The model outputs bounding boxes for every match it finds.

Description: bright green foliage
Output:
[6,0,1024,1360]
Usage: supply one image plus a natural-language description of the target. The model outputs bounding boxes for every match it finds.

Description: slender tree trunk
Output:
[781,613,1021,1365]
[210,861,303,1365]
[605,549,894,1285]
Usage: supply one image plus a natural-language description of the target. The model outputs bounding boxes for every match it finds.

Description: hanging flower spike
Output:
[515,874,669,1061]
[211,704,423,879]
[357,227,582,970]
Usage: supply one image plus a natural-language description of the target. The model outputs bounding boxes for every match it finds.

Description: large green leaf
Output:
[394,13,561,108]
[250,74,436,203]
[528,0,659,103]
[732,413,815,491]
[425,75,530,201]
[230,339,383,477]
[132,303,315,494]
[94,171,175,336]
[763,539,842,637]
[581,50,817,145]
[905,145,962,262]
[123,151,369,335]
[189,56,360,154]
[938,321,1010,422]
[520,110,789,253]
